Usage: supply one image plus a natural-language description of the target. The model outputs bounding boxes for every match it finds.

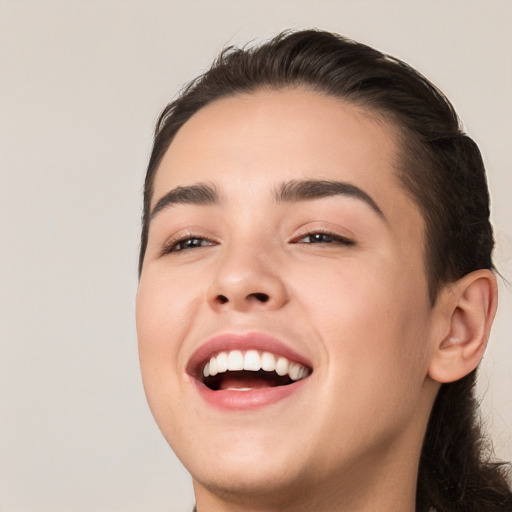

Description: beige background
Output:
[0,1,510,510]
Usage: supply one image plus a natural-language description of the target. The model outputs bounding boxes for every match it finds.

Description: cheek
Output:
[135,272,202,439]
[137,267,201,334]
[295,257,431,386]
[136,270,202,386]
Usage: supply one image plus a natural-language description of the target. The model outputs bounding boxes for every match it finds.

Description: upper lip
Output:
[186,331,314,379]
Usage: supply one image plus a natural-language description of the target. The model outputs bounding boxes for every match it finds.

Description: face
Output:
[136,89,440,504]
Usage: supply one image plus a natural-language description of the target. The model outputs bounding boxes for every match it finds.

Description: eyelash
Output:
[161,233,216,255]
[162,229,354,255]
[293,231,355,246]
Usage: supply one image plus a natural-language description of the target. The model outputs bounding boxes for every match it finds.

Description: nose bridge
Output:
[207,236,288,311]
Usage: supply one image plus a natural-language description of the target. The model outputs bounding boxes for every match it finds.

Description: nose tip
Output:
[207,251,288,312]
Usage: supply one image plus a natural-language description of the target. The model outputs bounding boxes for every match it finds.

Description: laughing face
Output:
[136,89,442,508]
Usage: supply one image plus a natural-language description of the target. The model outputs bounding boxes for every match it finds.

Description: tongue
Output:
[218,374,276,391]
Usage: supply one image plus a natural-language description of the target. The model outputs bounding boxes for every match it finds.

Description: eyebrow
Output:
[150,178,386,222]
[275,179,386,221]
[151,183,220,219]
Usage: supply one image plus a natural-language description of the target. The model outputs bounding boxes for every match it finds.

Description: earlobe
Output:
[428,269,498,384]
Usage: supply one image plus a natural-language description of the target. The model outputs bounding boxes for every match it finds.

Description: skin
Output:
[136,89,495,512]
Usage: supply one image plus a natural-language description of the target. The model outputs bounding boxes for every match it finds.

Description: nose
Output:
[207,243,289,312]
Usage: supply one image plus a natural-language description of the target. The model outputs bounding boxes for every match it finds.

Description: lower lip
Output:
[193,378,308,411]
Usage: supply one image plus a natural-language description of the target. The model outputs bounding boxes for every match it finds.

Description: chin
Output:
[168,427,314,497]
[190,454,316,508]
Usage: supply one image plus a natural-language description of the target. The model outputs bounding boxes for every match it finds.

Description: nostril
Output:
[213,292,271,306]
[251,292,270,303]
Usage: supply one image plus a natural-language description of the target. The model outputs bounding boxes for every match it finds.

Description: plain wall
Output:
[0,1,510,510]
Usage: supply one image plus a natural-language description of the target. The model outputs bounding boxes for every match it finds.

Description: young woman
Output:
[136,30,512,512]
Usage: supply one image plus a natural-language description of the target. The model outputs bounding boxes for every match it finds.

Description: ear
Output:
[428,269,498,383]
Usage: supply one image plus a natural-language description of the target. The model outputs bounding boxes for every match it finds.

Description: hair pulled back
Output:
[140,29,511,511]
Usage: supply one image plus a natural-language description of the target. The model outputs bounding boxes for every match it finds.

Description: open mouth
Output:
[200,349,312,391]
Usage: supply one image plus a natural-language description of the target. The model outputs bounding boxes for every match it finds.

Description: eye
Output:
[295,232,355,246]
[163,235,216,253]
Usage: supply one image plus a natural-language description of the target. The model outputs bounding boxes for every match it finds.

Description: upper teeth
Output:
[203,350,309,382]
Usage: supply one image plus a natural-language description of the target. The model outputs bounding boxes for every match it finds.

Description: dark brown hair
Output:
[140,29,511,511]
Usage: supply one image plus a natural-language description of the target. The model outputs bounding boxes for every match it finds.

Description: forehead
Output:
[152,88,423,236]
